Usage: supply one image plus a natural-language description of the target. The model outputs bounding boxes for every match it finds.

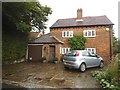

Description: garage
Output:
[28,44,43,61]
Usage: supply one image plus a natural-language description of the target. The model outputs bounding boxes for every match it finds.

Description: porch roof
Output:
[29,33,64,44]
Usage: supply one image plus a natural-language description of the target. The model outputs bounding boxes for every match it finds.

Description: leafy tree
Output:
[68,35,86,50]
[113,32,120,54]
[2,2,52,61]
[113,39,120,54]
[2,2,52,33]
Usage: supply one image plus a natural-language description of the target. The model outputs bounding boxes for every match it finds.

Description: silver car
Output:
[63,50,104,72]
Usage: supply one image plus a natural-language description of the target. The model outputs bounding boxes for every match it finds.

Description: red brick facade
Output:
[50,25,113,61]
[28,9,113,62]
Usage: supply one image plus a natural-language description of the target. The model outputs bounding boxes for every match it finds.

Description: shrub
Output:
[2,32,28,62]
[68,35,86,50]
[41,56,46,63]
[91,54,120,89]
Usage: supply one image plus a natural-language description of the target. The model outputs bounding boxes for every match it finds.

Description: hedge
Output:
[2,31,28,62]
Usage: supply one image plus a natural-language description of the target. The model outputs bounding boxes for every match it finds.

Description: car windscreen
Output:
[66,51,77,56]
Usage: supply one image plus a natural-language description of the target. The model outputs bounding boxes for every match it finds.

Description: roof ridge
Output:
[50,15,113,28]
[57,15,106,20]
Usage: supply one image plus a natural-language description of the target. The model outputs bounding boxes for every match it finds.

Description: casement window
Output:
[62,31,73,37]
[83,30,96,37]
[60,48,71,54]
[86,48,96,54]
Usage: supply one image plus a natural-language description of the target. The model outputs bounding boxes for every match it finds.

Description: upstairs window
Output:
[83,30,96,37]
[62,31,73,38]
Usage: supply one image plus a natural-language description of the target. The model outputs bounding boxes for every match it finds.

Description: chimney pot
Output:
[76,8,83,22]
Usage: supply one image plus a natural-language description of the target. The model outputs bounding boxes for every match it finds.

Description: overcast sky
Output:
[38,0,119,37]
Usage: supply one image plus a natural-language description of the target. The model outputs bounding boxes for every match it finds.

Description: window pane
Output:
[85,31,87,36]
[67,31,69,37]
[70,31,73,37]
[91,49,94,54]
[88,31,91,36]
[64,32,66,37]
[92,30,95,36]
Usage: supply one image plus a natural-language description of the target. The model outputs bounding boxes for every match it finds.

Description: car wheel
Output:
[80,63,86,72]
[64,66,69,70]
[99,61,104,68]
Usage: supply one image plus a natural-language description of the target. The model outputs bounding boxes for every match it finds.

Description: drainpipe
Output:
[109,25,113,60]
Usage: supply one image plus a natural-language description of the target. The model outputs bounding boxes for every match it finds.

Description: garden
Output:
[91,53,120,89]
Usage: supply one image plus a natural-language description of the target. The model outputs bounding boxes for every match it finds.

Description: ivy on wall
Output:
[68,35,86,50]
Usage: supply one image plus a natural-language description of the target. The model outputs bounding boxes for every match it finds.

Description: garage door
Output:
[28,45,42,61]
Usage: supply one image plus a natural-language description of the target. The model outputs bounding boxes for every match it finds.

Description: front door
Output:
[49,46,55,61]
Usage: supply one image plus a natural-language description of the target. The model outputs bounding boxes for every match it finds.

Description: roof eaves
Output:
[51,36,64,44]
[50,24,114,29]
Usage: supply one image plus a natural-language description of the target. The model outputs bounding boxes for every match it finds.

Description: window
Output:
[83,30,96,37]
[86,48,96,54]
[82,51,90,56]
[62,31,73,37]
[60,48,71,54]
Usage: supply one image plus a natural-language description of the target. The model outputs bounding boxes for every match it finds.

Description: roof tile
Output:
[50,15,114,28]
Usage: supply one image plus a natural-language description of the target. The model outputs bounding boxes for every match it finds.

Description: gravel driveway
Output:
[2,62,102,88]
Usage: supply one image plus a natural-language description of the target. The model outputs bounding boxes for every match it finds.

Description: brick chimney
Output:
[76,8,83,22]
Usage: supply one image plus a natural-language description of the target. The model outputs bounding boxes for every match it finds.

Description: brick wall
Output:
[50,25,112,61]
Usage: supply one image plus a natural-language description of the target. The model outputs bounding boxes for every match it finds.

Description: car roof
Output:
[71,50,88,52]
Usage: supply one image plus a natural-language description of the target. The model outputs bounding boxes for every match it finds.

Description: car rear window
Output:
[66,51,77,56]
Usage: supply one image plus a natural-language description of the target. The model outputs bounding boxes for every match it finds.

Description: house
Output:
[27,8,114,62]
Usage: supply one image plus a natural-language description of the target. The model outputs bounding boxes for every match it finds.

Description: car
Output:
[63,50,104,72]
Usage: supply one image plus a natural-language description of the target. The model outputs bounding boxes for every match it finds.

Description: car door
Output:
[82,51,94,67]
[89,53,100,66]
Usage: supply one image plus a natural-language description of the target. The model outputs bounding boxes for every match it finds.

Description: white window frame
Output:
[60,48,71,54]
[86,48,96,54]
[83,30,96,37]
[62,31,73,38]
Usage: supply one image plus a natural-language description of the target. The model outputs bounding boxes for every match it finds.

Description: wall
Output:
[50,25,112,61]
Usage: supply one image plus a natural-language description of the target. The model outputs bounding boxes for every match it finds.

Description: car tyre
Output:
[64,66,69,70]
[79,63,86,72]
[99,61,104,68]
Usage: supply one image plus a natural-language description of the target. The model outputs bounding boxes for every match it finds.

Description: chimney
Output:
[76,8,83,22]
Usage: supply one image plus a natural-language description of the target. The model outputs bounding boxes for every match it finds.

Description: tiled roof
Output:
[29,33,63,44]
[50,15,114,28]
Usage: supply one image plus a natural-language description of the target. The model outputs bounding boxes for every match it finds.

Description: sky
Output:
[38,0,119,37]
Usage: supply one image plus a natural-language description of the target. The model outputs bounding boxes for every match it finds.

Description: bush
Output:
[91,54,120,89]
[68,35,86,50]
[2,32,28,62]
[41,56,46,63]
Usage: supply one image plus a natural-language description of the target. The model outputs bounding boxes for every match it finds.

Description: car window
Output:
[82,51,90,56]
[89,52,97,57]
[66,51,76,56]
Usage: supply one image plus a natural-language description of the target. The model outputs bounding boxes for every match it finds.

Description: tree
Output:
[113,38,120,54]
[112,30,120,54]
[2,2,52,33]
[68,35,86,50]
[2,2,52,61]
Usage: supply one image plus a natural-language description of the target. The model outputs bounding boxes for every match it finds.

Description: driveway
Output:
[2,62,102,88]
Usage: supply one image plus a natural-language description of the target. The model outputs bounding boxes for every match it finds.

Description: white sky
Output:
[38,0,119,37]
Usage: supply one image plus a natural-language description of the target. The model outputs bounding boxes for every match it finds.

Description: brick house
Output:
[28,8,114,62]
